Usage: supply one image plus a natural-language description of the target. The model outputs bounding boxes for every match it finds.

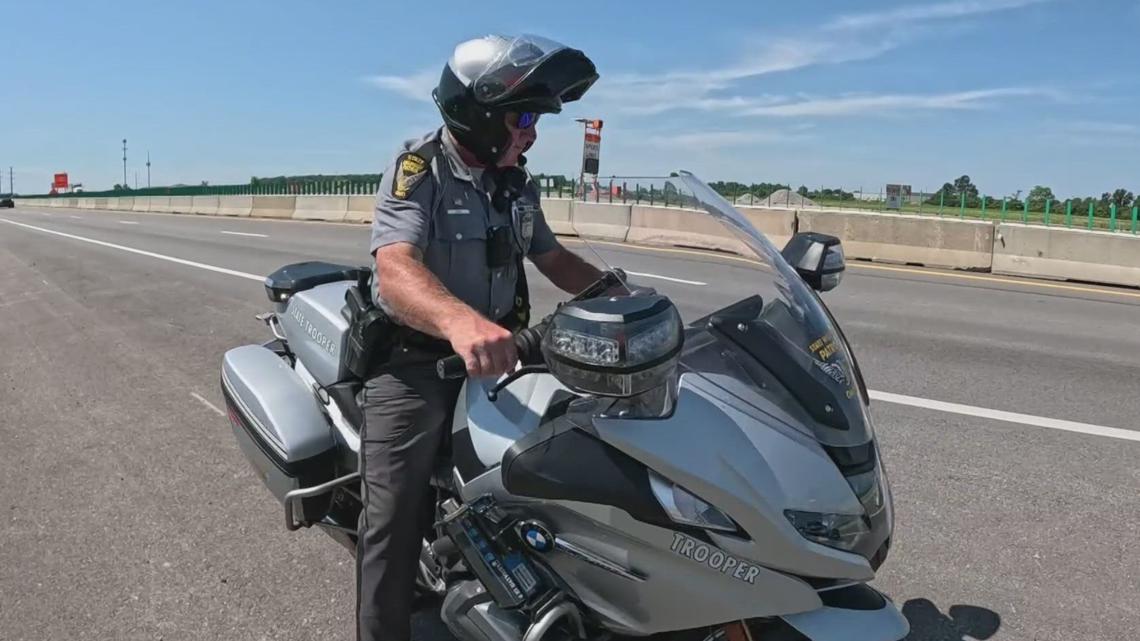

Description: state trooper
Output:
[356,35,606,641]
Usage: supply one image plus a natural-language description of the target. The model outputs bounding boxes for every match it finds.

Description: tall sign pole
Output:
[575,118,603,201]
[146,151,151,188]
[122,139,128,188]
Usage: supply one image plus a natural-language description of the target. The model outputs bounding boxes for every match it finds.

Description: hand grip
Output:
[436,354,468,380]
[435,323,548,380]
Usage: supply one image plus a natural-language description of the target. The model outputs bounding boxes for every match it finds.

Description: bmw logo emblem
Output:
[519,521,555,553]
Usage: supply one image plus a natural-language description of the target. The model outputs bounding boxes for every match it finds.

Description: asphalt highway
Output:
[1,205,1137,641]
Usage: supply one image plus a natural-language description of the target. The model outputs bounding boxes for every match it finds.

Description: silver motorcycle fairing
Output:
[452,370,876,635]
[453,373,573,475]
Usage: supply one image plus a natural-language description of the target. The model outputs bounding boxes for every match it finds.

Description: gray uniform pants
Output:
[356,350,462,641]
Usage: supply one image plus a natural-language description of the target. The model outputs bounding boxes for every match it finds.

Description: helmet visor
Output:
[467,34,578,105]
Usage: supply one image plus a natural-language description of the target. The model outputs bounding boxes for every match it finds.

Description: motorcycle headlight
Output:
[542,294,683,397]
[783,510,870,552]
[649,471,738,533]
[784,457,886,552]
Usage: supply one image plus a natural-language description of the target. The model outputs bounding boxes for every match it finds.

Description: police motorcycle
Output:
[219,172,908,641]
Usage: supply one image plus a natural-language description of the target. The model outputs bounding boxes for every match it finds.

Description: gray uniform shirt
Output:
[369,127,557,322]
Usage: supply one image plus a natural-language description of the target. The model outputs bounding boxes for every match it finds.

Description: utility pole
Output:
[134,171,138,190]
[9,167,12,196]
[122,139,128,188]
[146,151,151,188]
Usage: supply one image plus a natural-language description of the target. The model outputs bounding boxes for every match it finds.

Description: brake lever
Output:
[487,366,550,402]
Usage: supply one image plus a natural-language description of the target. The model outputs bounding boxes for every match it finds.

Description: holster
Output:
[343,273,397,379]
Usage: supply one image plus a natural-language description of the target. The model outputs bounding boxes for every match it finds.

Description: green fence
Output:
[537,178,1139,235]
[19,180,381,199]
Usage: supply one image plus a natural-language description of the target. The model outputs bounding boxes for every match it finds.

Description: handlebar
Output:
[433,268,628,381]
[436,322,548,380]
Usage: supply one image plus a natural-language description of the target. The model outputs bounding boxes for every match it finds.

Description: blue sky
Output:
[3,0,1139,198]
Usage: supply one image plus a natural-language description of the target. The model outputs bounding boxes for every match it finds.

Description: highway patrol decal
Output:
[670,533,762,585]
[809,333,854,398]
[392,152,428,199]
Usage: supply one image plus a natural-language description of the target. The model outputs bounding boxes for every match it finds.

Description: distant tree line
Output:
[924,175,1135,216]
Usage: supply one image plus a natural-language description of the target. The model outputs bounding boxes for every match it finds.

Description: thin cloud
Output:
[1065,121,1140,135]
[739,88,1060,117]
[826,0,1053,31]
[592,0,1048,118]
[644,129,814,150]
[363,68,438,103]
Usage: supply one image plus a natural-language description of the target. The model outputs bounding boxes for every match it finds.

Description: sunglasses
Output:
[513,112,539,129]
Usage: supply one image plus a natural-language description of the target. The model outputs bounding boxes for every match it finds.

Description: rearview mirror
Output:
[781,232,845,292]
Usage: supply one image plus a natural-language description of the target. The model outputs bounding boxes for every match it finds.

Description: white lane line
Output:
[118,220,139,225]
[70,215,82,219]
[220,231,268,238]
[4,213,1136,444]
[0,218,265,282]
[624,270,706,286]
[523,263,706,287]
[190,392,226,417]
[870,390,1140,443]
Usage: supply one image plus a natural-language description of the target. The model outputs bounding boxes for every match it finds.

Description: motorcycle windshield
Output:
[569,173,871,448]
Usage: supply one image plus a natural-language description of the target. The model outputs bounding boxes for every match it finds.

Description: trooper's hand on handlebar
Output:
[445,312,519,378]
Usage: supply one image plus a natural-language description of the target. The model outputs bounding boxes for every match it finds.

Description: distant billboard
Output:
[53,173,69,189]
[581,120,603,176]
[886,184,911,210]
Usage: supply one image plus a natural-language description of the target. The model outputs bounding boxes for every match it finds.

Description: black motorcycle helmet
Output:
[433,35,599,166]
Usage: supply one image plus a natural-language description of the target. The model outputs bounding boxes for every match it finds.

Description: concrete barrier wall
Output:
[168,196,194,213]
[543,199,574,236]
[250,195,297,219]
[19,193,1139,288]
[993,223,1140,288]
[217,196,253,217]
[149,197,170,212]
[797,210,995,270]
[569,202,631,241]
[627,205,751,255]
[293,195,348,222]
[740,207,798,250]
[345,196,374,223]
[191,195,220,215]
[148,196,174,213]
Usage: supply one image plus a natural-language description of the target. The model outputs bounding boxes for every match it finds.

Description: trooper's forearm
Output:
[533,245,605,295]
[375,244,481,341]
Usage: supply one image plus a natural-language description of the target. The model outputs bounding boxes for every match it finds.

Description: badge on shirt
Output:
[512,199,538,253]
[392,152,428,200]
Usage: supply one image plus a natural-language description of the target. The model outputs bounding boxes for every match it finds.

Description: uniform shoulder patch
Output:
[392,152,429,200]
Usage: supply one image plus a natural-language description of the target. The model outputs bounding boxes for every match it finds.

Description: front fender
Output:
[779,585,909,641]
